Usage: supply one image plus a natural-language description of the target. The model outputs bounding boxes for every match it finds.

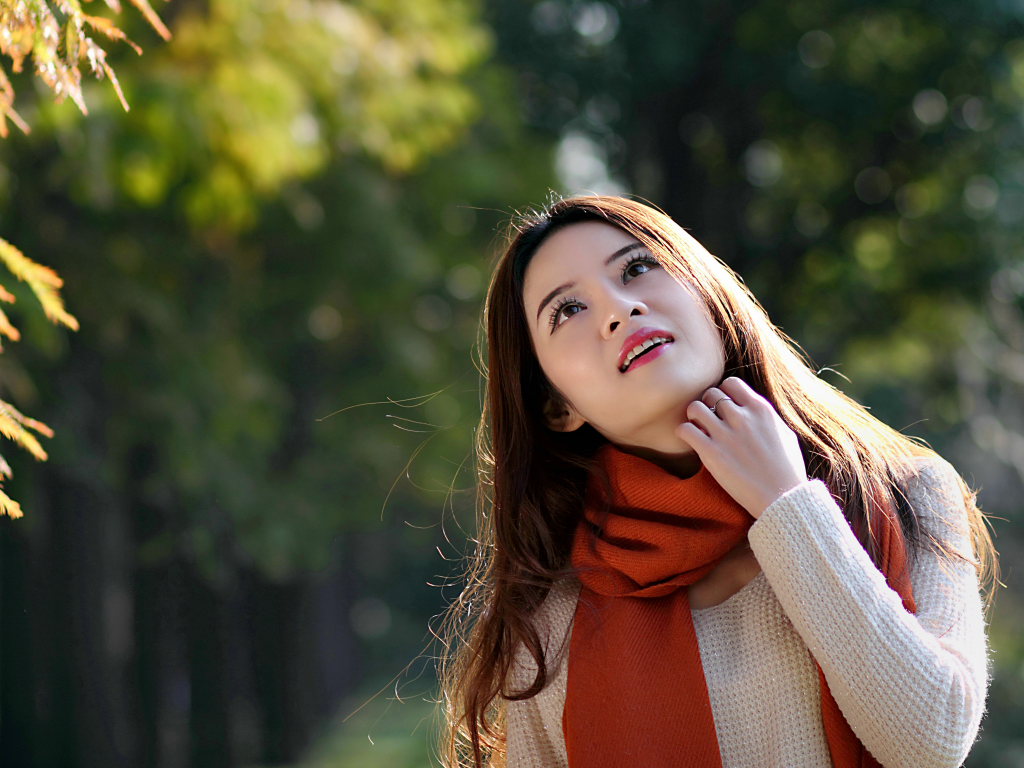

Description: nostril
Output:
[609,321,620,332]
[630,307,642,316]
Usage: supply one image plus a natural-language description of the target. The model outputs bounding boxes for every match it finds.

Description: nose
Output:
[602,300,647,339]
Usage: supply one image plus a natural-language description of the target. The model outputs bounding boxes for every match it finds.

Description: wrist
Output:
[750,476,809,519]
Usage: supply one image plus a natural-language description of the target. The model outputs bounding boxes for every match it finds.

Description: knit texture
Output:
[503,456,990,768]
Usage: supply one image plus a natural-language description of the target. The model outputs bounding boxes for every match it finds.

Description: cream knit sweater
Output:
[502,457,990,768]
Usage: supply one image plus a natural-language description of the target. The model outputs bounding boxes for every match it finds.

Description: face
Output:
[521,220,726,460]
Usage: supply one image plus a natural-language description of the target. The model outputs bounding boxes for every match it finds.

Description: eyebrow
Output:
[534,242,646,323]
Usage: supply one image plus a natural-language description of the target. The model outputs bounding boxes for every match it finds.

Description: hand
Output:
[675,376,808,519]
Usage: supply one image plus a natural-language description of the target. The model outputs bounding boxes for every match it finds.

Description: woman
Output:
[438,195,996,768]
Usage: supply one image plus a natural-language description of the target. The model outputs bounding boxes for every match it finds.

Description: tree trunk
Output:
[1,514,35,767]
[185,563,233,768]
[128,441,172,768]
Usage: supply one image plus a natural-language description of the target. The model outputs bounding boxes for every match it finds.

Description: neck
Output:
[615,443,703,479]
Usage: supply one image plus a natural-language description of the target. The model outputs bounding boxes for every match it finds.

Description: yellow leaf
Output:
[82,14,125,40]
[0,65,31,137]
[0,403,49,462]
[0,397,54,439]
[0,485,24,519]
[82,14,143,55]
[100,55,130,112]
[65,17,81,62]
[128,0,172,41]
[0,237,80,331]
[16,414,54,440]
[0,306,21,342]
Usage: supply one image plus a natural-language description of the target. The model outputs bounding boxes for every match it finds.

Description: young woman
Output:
[438,195,996,768]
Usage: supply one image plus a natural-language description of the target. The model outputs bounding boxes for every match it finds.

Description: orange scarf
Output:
[563,444,915,768]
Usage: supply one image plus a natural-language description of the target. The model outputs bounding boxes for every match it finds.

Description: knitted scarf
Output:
[562,444,915,768]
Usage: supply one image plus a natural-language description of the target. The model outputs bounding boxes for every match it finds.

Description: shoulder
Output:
[904,454,967,507]
[902,454,975,559]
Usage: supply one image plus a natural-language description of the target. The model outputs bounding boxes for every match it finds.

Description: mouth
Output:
[619,330,675,372]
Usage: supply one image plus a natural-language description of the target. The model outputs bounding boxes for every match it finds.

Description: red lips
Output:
[618,327,675,371]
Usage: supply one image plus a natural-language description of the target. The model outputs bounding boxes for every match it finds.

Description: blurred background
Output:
[0,0,1022,765]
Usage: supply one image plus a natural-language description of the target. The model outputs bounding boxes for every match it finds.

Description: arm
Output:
[748,456,990,768]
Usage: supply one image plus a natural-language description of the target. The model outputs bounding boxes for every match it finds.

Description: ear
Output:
[542,396,586,432]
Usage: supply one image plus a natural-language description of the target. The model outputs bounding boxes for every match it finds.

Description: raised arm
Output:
[748,456,990,768]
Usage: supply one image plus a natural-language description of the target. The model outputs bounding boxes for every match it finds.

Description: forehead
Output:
[521,221,639,297]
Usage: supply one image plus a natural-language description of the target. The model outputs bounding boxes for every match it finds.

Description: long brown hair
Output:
[437,195,997,768]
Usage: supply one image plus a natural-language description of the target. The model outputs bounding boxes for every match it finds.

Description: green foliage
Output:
[0,4,552,758]
[477,0,1024,760]
[0,0,548,576]
[487,0,1024,427]
[0,0,167,517]
[31,0,490,231]
[6,0,1023,762]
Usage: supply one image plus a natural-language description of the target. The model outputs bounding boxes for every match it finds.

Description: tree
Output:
[0,0,173,516]
[483,0,1023,760]
[0,1,555,766]
[0,0,171,135]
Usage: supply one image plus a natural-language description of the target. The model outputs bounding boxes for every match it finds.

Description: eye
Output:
[621,253,660,282]
[549,295,585,330]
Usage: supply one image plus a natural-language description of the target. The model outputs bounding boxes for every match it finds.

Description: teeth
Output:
[621,336,672,371]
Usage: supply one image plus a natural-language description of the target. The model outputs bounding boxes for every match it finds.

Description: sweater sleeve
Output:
[747,456,990,768]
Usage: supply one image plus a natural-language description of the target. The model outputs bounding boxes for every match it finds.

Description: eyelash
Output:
[547,253,660,330]
[548,294,582,329]
[620,253,659,280]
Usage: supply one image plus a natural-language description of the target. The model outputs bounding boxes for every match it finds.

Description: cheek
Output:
[699,323,727,372]
[534,339,605,406]
[536,346,588,390]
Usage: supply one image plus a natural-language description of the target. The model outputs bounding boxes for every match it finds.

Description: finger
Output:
[720,376,764,408]
[677,420,712,447]
[701,387,739,421]
[685,400,726,433]
[701,386,726,408]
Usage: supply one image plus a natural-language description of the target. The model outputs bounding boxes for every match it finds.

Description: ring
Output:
[709,396,733,414]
